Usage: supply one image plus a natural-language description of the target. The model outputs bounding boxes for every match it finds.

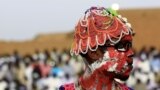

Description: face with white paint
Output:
[86,34,134,81]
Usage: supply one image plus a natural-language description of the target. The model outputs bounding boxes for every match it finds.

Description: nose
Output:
[126,48,134,65]
[127,48,134,57]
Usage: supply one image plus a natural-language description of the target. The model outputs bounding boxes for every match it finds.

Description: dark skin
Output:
[85,40,114,64]
[86,47,104,64]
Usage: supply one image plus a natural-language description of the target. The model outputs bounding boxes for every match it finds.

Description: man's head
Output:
[71,7,134,81]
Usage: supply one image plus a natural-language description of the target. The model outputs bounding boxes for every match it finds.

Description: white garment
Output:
[137,60,151,74]
[37,77,62,90]
[0,81,7,90]
[134,71,149,83]
[25,66,33,90]
[126,75,136,87]
[0,64,8,80]
[46,77,62,90]
[70,58,83,74]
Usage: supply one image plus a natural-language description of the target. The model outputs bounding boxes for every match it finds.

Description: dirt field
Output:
[0,8,160,56]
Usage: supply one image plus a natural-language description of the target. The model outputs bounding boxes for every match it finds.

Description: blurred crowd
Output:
[126,47,160,90]
[0,49,84,90]
[0,47,159,90]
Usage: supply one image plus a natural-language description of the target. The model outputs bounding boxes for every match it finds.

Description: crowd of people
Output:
[0,47,159,90]
[126,47,160,90]
[0,49,84,90]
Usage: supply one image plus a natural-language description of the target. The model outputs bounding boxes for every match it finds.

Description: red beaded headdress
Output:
[71,7,133,55]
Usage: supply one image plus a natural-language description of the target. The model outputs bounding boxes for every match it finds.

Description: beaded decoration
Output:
[70,7,133,56]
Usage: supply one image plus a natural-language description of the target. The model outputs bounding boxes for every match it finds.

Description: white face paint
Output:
[90,51,118,72]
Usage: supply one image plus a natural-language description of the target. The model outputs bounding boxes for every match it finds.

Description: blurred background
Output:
[0,0,160,90]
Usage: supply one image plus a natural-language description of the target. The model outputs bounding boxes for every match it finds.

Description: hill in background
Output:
[0,33,73,56]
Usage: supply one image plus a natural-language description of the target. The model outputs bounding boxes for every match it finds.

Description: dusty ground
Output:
[0,8,160,56]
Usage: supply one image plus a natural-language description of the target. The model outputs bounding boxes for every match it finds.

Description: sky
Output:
[0,0,160,41]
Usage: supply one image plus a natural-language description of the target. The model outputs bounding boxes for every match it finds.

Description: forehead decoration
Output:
[71,7,133,55]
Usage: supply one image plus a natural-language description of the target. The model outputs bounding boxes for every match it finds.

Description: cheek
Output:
[107,47,127,60]
[106,47,128,72]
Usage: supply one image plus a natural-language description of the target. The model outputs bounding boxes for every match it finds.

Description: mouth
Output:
[121,62,133,75]
[115,64,133,81]
[124,61,133,67]
[127,58,133,66]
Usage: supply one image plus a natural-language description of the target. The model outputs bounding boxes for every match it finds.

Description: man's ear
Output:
[86,50,97,64]
[87,49,103,60]
[86,47,104,64]
[87,50,96,59]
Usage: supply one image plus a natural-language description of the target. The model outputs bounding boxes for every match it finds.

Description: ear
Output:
[80,50,96,64]
[87,49,103,61]
[87,50,98,64]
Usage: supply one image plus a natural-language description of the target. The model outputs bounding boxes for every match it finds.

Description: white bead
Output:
[118,15,122,18]
[122,17,128,22]
[126,23,132,27]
